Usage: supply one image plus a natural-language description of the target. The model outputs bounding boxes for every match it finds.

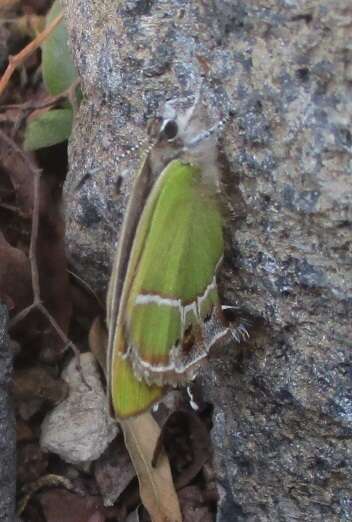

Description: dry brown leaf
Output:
[89,316,107,373]
[1,136,72,350]
[0,0,20,15]
[121,413,182,522]
[39,489,106,522]
[0,231,32,312]
[153,410,211,490]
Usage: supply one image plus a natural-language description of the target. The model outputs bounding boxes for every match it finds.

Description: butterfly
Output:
[106,96,233,418]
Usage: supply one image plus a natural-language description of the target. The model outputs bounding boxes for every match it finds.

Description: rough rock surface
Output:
[0,305,15,522]
[62,1,352,520]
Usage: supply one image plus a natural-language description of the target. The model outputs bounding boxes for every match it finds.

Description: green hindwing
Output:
[125,160,225,386]
[111,327,164,418]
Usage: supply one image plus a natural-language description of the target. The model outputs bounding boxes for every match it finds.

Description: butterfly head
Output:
[148,95,230,184]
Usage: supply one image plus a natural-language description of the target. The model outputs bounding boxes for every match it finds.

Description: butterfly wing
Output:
[124,159,226,387]
[111,326,164,418]
[110,159,227,417]
[108,153,165,418]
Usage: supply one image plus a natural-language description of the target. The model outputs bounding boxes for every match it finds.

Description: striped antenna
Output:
[115,132,151,162]
[102,132,153,185]
[183,110,233,151]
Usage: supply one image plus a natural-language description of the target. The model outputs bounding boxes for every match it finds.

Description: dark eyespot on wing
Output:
[181,325,194,355]
[204,305,214,323]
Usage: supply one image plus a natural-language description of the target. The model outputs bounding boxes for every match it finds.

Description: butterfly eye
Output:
[161,119,179,141]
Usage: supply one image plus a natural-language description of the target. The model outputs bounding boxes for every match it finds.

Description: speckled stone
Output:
[40,353,118,465]
[0,305,15,522]
[63,1,352,520]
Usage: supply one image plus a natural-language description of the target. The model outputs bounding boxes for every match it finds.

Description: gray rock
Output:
[62,0,352,520]
[0,305,15,522]
[40,353,118,465]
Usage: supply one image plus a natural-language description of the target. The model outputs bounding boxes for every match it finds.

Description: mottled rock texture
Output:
[0,305,15,522]
[63,1,352,520]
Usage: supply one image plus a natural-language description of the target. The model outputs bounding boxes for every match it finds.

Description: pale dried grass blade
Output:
[121,413,182,522]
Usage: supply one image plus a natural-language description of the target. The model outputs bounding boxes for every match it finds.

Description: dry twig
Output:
[0,11,64,97]
[17,474,79,516]
[0,78,80,113]
[0,130,81,361]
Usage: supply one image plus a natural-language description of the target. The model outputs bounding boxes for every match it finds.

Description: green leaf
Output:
[24,109,73,151]
[42,0,77,95]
